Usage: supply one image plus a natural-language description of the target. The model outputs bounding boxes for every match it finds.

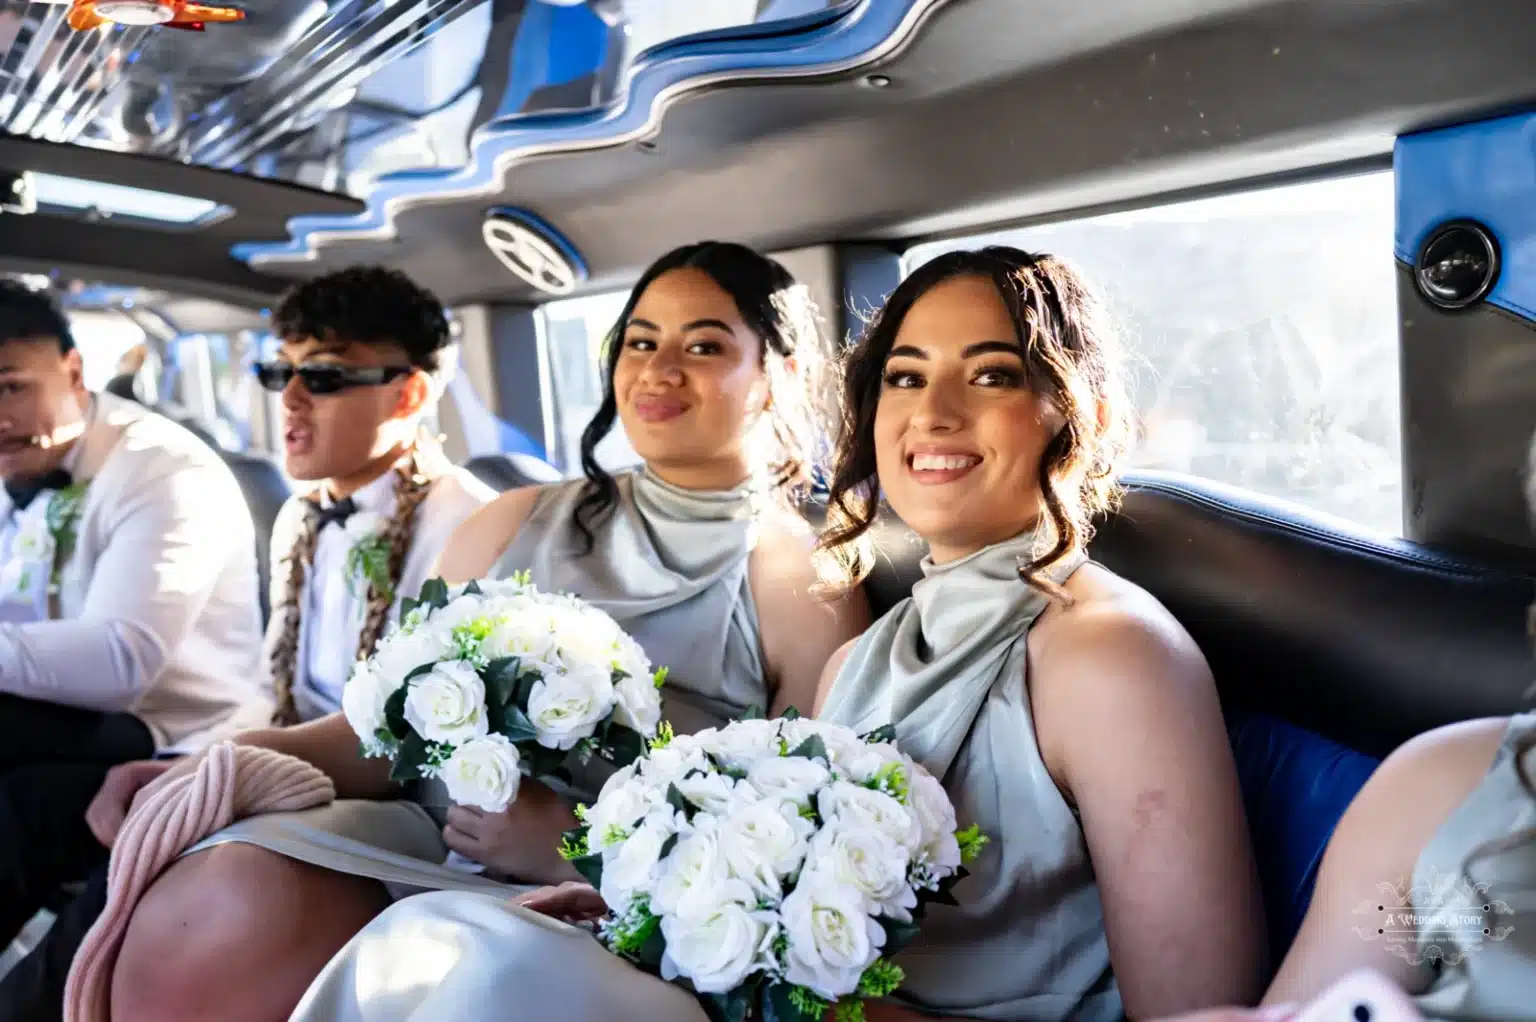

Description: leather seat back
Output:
[854,471,1535,759]
[220,450,291,626]
[462,453,564,492]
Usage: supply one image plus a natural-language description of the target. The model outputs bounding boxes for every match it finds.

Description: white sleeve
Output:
[0,460,233,712]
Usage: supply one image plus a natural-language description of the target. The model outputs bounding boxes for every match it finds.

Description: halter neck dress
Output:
[186,468,770,896]
[288,530,1124,1022]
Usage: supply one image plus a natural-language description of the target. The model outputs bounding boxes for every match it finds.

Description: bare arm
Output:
[433,485,544,583]
[752,522,871,718]
[233,713,397,800]
[1035,599,1266,1018]
[1262,717,1506,1005]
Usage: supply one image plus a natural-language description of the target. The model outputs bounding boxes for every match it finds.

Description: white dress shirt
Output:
[265,465,496,722]
[0,393,269,752]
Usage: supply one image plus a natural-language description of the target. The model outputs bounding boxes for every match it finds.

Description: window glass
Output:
[539,289,639,473]
[68,311,145,393]
[904,170,1403,536]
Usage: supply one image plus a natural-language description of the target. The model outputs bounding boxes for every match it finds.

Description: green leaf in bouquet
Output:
[389,733,431,783]
[522,743,568,778]
[764,982,827,1022]
[880,918,922,957]
[558,825,590,860]
[860,724,897,745]
[601,724,646,766]
[401,596,420,618]
[404,661,436,684]
[927,865,971,908]
[482,657,522,708]
[955,824,989,865]
[738,704,766,721]
[665,783,697,822]
[786,735,828,763]
[701,984,755,1022]
[856,959,905,1000]
[417,577,450,612]
[778,706,803,720]
[659,833,680,861]
[570,852,605,890]
[512,666,540,710]
[383,685,410,738]
[497,704,539,744]
[462,579,484,597]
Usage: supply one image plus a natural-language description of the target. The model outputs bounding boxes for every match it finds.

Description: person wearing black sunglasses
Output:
[0,266,497,1022]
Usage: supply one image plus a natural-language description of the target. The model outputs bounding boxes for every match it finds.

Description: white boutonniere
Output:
[342,511,393,603]
[2,482,88,604]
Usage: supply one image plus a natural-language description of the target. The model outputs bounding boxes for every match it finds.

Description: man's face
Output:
[0,338,88,481]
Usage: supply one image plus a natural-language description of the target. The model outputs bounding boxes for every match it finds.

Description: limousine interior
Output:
[2,0,1534,982]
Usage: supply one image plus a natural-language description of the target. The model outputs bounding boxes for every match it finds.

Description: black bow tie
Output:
[307,495,358,532]
[6,469,73,513]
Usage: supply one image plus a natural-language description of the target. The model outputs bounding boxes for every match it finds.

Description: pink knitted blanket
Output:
[64,742,335,1022]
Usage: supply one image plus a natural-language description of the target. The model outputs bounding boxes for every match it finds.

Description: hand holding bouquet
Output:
[558,708,988,1022]
[341,573,667,813]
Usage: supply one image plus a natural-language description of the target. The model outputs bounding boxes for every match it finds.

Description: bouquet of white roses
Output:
[341,572,667,813]
[558,708,988,1022]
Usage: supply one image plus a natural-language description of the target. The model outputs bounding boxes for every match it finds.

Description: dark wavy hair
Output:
[816,246,1132,595]
[572,241,828,554]
[273,266,450,372]
[0,280,74,354]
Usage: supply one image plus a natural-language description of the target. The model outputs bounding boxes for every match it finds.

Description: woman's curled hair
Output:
[816,246,1132,594]
[572,241,829,553]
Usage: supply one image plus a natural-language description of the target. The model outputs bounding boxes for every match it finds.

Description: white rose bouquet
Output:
[557,708,988,1022]
[341,572,667,813]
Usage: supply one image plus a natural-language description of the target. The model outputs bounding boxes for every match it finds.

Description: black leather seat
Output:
[221,450,291,626]
[462,452,564,492]
[857,470,1536,759]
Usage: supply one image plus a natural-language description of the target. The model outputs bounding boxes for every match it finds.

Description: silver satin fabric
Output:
[819,529,1122,1022]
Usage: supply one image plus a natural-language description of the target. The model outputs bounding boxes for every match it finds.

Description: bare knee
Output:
[111,843,389,1022]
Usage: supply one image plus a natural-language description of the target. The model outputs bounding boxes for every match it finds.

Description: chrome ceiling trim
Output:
[240,0,953,267]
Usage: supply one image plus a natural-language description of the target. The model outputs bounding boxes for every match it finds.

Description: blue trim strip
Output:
[232,0,935,265]
[1394,108,1536,324]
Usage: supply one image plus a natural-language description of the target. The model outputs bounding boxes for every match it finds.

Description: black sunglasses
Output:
[253,361,414,395]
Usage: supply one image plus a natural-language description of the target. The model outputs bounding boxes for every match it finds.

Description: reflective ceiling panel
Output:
[0,0,843,200]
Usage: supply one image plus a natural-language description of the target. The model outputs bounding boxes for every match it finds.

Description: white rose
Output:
[482,613,557,662]
[804,826,916,922]
[817,781,921,855]
[611,671,662,737]
[433,594,493,640]
[585,777,663,853]
[599,808,681,910]
[440,733,522,812]
[640,741,711,789]
[779,873,885,1000]
[526,663,615,750]
[715,798,814,901]
[403,660,489,745]
[341,510,384,544]
[673,769,752,817]
[372,627,453,688]
[659,878,777,995]
[652,821,732,917]
[11,515,54,564]
[907,769,961,873]
[837,739,909,787]
[778,720,873,777]
[746,755,831,807]
[341,660,395,753]
[704,719,784,770]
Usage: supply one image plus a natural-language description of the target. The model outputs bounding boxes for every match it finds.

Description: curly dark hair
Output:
[0,279,75,353]
[816,246,1132,596]
[573,241,829,554]
[273,266,450,371]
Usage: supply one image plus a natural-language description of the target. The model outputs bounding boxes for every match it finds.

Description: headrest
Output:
[462,453,564,492]
[853,472,1535,758]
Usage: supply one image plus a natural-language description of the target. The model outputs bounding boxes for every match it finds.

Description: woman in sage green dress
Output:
[286,247,1266,1022]
[102,242,871,1022]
